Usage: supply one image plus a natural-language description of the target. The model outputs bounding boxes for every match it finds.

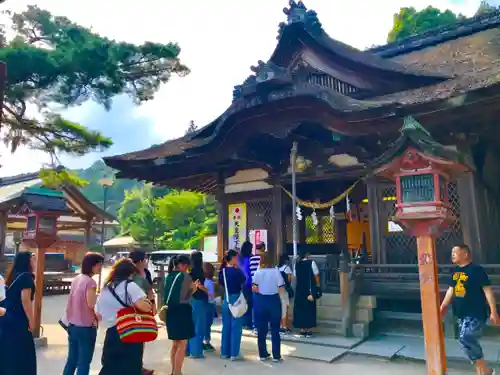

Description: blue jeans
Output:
[242,286,253,329]
[254,294,281,360]
[221,293,244,358]
[204,303,216,343]
[188,299,207,357]
[63,325,97,375]
[458,317,486,362]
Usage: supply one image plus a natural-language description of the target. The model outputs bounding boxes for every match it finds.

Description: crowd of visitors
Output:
[1,242,496,375]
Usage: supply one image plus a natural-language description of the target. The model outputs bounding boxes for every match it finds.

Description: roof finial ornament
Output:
[277,0,323,40]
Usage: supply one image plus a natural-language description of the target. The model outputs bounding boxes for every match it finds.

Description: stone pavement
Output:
[38,295,492,374]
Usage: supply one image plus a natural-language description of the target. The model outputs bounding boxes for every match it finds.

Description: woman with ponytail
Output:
[163,255,195,375]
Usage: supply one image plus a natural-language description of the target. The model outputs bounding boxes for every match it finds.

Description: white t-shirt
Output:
[253,268,285,296]
[95,280,146,328]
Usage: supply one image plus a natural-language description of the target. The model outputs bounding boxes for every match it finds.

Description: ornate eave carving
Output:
[233,60,293,101]
[277,0,323,40]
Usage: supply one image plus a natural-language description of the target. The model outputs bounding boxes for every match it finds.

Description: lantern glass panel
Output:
[400,174,435,203]
[39,216,56,233]
[26,216,36,232]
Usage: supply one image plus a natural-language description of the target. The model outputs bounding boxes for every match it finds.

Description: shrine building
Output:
[104,2,500,337]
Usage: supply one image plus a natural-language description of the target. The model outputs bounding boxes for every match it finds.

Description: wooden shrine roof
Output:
[104,2,500,189]
[0,171,115,222]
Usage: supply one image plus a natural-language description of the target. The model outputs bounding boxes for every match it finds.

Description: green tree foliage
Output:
[387,6,465,43]
[117,186,216,250]
[156,191,216,249]
[40,167,88,188]
[0,5,189,161]
[118,185,168,248]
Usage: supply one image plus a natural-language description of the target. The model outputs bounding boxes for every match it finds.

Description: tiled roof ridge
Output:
[368,8,500,57]
[0,171,40,186]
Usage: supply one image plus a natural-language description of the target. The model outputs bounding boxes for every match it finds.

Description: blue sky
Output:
[0,0,492,176]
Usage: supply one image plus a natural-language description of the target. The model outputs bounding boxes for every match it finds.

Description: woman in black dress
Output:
[293,249,321,338]
[164,255,195,375]
[0,251,37,375]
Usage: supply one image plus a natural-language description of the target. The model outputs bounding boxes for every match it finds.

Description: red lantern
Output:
[376,147,469,237]
[23,212,59,248]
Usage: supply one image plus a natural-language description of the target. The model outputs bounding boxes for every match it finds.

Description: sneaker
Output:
[230,355,244,361]
[272,358,282,363]
[305,331,313,338]
[220,354,230,359]
[203,343,215,352]
[260,354,271,361]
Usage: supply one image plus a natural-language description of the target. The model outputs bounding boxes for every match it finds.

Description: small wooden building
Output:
[104,2,500,334]
[0,172,116,264]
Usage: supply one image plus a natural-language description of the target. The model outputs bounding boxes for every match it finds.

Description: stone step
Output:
[317,294,377,309]
[317,305,373,323]
[317,319,369,338]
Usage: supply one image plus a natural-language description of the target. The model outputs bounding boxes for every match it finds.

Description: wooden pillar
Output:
[367,179,384,264]
[272,185,284,259]
[416,235,447,375]
[216,174,228,263]
[335,219,348,252]
[84,218,92,250]
[33,246,46,338]
[457,173,487,262]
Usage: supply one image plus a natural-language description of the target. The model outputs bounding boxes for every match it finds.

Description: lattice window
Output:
[435,182,463,263]
[304,211,336,244]
[247,199,273,232]
[381,182,462,264]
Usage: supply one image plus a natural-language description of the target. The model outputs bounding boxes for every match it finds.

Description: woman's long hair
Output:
[260,252,275,269]
[103,258,138,288]
[167,255,191,273]
[191,251,203,274]
[240,241,253,258]
[5,251,33,286]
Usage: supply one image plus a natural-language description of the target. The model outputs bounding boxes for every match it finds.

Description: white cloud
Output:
[0,0,484,176]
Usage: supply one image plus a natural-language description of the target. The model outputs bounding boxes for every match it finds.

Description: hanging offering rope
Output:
[280,180,360,209]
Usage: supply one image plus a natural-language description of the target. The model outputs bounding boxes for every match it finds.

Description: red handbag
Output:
[110,281,158,343]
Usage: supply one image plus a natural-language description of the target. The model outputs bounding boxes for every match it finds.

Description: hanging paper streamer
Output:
[296,205,303,221]
[329,205,335,221]
[311,209,318,226]
[345,193,352,222]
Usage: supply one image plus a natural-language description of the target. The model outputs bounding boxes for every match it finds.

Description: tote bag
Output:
[223,268,247,318]
[110,281,158,343]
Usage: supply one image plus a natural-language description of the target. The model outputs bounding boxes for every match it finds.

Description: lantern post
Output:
[22,212,60,339]
[374,117,471,375]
